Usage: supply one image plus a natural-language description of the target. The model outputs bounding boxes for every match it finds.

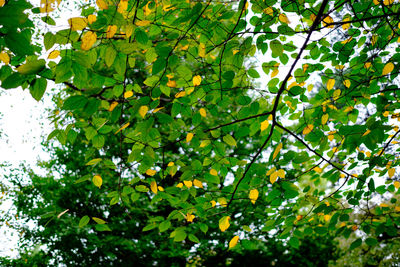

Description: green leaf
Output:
[30,78,47,101]
[17,59,46,75]
[350,238,362,250]
[188,234,200,243]
[79,215,90,228]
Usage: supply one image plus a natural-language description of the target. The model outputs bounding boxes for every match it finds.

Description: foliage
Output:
[1,0,400,264]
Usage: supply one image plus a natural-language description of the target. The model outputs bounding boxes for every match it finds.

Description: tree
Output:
[1,0,400,264]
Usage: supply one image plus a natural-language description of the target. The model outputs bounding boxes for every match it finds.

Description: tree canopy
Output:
[1,0,400,265]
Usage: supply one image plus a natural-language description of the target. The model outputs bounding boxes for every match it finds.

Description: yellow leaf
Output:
[219,216,230,232]
[277,169,285,178]
[114,122,130,134]
[139,105,148,118]
[150,181,158,194]
[68,17,87,31]
[266,167,276,176]
[96,0,108,9]
[158,186,164,191]
[186,133,194,143]
[322,16,334,28]
[193,179,203,188]
[0,0,4,7]
[193,75,202,86]
[270,171,278,184]
[135,20,151,26]
[388,168,395,178]
[395,206,400,212]
[260,120,269,131]
[314,167,322,173]
[200,140,210,148]
[327,79,335,90]
[167,80,177,88]
[342,17,350,30]
[343,80,351,88]
[48,50,60,59]
[0,52,10,64]
[263,7,273,16]
[383,111,389,117]
[333,89,341,100]
[183,180,193,188]
[279,13,290,24]
[108,101,118,111]
[324,215,331,222]
[180,44,189,51]
[362,129,371,137]
[249,189,259,204]
[106,25,117,39]
[167,162,174,167]
[229,236,239,248]
[176,183,183,188]
[273,143,282,160]
[186,213,195,222]
[146,169,157,176]
[152,107,164,113]
[302,124,314,135]
[175,91,186,99]
[210,200,216,207]
[81,31,97,51]
[321,114,329,125]
[382,62,394,76]
[92,175,102,188]
[328,134,334,141]
[199,43,206,58]
[383,0,394,5]
[40,0,56,13]
[199,108,207,117]
[380,203,389,207]
[394,181,400,189]
[88,14,97,24]
[124,91,133,98]
[271,69,279,77]
[210,169,218,176]
[143,2,151,16]
[117,1,128,13]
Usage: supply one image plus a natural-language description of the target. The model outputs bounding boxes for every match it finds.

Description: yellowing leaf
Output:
[382,62,394,76]
[210,169,218,176]
[321,114,329,125]
[146,169,157,176]
[327,79,335,90]
[210,200,216,207]
[388,168,395,178]
[186,213,195,222]
[109,101,118,111]
[124,91,133,98]
[218,198,227,207]
[92,175,102,188]
[219,216,230,232]
[152,107,164,113]
[167,80,176,88]
[68,17,87,31]
[279,13,290,24]
[303,124,314,135]
[277,169,285,178]
[143,2,151,16]
[139,105,148,118]
[180,44,189,51]
[96,0,108,9]
[394,181,400,189]
[167,162,174,167]
[193,179,203,188]
[324,215,331,222]
[263,7,273,16]
[261,120,269,131]
[150,181,158,194]
[380,203,389,207]
[48,50,60,59]
[249,189,259,204]
[0,0,5,7]
[199,108,207,117]
[314,167,322,173]
[362,129,371,137]
[273,143,282,160]
[88,14,97,24]
[199,43,206,58]
[270,171,278,184]
[229,236,239,249]
[343,80,351,88]
[81,31,97,51]
[158,186,164,192]
[328,134,334,141]
[176,183,183,188]
[92,217,106,224]
[383,0,394,5]
[193,75,202,86]
[106,25,117,39]
[342,18,350,30]
[117,0,127,13]
[114,122,130,134]
[0,52,10,64]
[271,69,279,77]
[186,133,194,143]
[223,134,237,147]
[322,16,334,28]
[135,20,151,26]
[183,180,192,188]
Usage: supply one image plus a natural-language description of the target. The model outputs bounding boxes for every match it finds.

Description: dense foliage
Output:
[1,0,400,265]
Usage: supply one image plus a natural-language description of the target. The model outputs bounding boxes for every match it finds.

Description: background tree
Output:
[1,0,400,264]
